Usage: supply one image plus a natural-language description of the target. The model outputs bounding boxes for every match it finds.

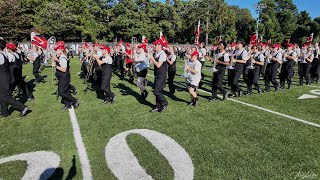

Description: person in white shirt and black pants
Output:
[149,39,168,112]
[52,45,79,110]
[167,46,177,94]
[134,43,149,100]
[0,39,28,117]
[209,41,229,101]
[94,45,115,104]
[186,51,202,106]
[280,44,297,89]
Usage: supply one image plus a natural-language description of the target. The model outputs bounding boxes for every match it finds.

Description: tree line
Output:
[0,0,319,45]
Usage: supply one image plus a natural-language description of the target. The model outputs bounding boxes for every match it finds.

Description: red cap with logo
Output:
[287,43,294,48]
[272,44,281,48]
[54,45,65,51]
[152,39,163,46]
[138,43,147,51]
[6,43,16,50]
[101,44,110,53]
[191,51,199,57]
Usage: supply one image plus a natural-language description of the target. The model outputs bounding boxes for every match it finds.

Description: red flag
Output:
[31,32,47,49]
[306,33,314,45]
[159,32,168,47]
[142,35,148,44]
[194,20,200,45]
[267,38,272,46]
[250,34,257,45]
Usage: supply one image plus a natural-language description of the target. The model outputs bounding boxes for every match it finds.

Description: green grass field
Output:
[0,57,319,180]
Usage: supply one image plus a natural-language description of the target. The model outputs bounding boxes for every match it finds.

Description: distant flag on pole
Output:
[250,33,257,45]
[194,19,200,45]
[306,33,314,45]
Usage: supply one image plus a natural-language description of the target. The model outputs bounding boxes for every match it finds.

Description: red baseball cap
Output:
[101,44,110,53]
[94,42,100,47]
[54,45,65,50]
[287,43,294,48]
[56,41,65,47]
[231,42,237,47]
[126,43,131,47]
[152,39,163,46]
[191,51,199,57]
[138,43,147,51]
[272,44,281,48]
[6,43,16,50]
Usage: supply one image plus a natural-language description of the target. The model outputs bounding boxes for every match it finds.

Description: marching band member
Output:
[125,43,134,83]
[149,39,168,112]
[0,39,28,117]
[186,51,202,106]
[6,43,34,100]
[246,45,264,95]
[27,44,46,84]
[209,41,229,101]
[134,43,149,100]
[198,42,206,88]
[93,45,115,104]
[311,42,320,83]
[227,42,237,87]
[299,46,314,85]
[52,44,79,110]
[280,43,297,89]
[264,44,282,92]
[167,46,177,94]
[260,44,268,77]
[229,41,248,97]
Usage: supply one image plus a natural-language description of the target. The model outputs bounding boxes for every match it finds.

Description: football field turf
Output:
[0,58,319,179]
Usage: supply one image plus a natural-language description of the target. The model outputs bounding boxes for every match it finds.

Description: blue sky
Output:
[156,0,319,19]
[225,0,319,19]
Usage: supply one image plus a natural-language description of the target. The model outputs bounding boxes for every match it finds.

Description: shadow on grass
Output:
[46,155,77,180]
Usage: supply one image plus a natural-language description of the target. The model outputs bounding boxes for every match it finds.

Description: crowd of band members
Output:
[1,36,320,117]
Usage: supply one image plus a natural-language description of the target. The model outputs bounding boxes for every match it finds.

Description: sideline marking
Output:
[149,72,320,128]
[68,108,93,180]
[0,151,60,180]
[105,129,194,180]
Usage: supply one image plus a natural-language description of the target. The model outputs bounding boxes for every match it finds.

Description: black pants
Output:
[280,61,294,87]
[101,64,114,101]
[33,60,44,83]
[310,58,320,83]
[247,66,261,93]
[168,70,176,93]
[227,69,233,86]
[299,63,311,85]
[230,68,243,92]
[212,67,226,95]
[58,75,77,108]
[117,56,125,78]
[154,76,168,109]
[264,63,279,90]
[0,75,26,116]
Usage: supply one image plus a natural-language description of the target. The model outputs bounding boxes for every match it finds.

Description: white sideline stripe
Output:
[68,108,93,180]
[307,85,320,88]
[148,73,320,128]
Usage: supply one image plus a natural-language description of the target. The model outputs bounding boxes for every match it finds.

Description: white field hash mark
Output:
[147,74,320,128]
[68,108,93,180]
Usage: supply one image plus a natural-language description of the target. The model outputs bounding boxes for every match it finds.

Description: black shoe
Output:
[20,107,29,117]
[288,84,291,89]
[237,91,243,97]
[150,108,159,112]
[265,89,270,92]
[208,97,218,102]
[43,74,48,78]
[103,101,111,104]
[61,106,71,110]
[193,98,199,106]
[275,86,280,91]
[257,88,262,94]
[27,96,35,101]
[223,92,229,100]
[73,100,80,108]
[110,96,116,104]
[0,114,9,118]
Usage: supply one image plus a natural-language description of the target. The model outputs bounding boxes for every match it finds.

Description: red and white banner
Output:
[160,31,168,47]
[31,32,47,49]
[250,34,257,45]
